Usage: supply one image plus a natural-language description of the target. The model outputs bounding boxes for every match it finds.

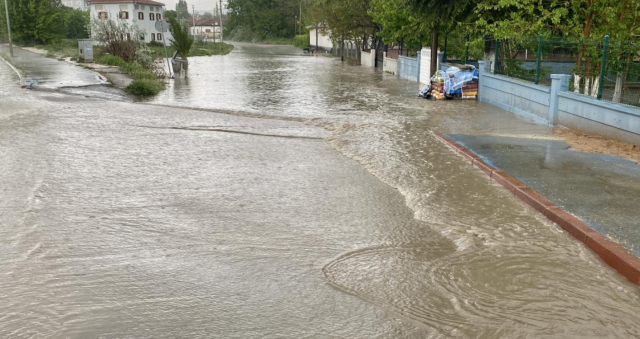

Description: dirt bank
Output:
[555,128,640,164]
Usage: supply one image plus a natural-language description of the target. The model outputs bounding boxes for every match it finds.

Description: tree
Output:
[164,10,178,20]
[91,19,141,61]
[202,12,214,19]
[168,17,194,59]
[317,0,377,62]
[176,0,191,20]
[471,0,640,97]
[226,0,299,41]
[63,8,89,39]
[1,0,64,44]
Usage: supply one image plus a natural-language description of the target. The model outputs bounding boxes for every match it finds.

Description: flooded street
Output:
[1,42,640,338]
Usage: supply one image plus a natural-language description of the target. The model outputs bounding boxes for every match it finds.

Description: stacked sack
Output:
[419,65,479,100]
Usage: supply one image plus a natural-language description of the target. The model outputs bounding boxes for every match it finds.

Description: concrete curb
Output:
[434,133,640,286]
[0,55,26,87]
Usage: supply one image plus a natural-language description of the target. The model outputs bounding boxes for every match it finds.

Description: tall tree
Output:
[63,8,89,39]
[226,0,298,40]
[176,0,191,20]
[1,0,64,44]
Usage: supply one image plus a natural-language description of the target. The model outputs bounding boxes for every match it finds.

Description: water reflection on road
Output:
[1,42,639,338]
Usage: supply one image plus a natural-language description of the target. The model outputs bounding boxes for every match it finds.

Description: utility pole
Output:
[3,0,13,57]
[212,5,216,42]
[219,0,223,42]
[192,5,196,37]
[299,0,302,37]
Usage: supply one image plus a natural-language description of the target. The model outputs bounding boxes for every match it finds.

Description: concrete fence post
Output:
[549,74,571,126]
[478,60,489,102]
[417,51,421,83]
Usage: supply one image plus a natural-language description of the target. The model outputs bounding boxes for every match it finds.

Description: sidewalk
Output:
[436,132,640,285]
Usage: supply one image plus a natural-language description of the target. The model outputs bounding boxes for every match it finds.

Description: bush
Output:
[126,79,165,96]
[147,41,164,48]
[96,54,127,67]
[168,17,194,59]
[294,34,309,48]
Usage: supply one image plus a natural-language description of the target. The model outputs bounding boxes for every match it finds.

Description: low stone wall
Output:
[558,92,640,145]
[478,61,551,124]
[477,60,640,145]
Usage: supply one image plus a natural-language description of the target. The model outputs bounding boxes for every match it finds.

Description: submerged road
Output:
[0,43,639,338]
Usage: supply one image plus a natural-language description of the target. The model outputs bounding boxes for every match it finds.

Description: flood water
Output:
[1,42,640,338]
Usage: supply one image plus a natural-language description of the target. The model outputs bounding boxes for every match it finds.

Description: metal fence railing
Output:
[491,35,640,107]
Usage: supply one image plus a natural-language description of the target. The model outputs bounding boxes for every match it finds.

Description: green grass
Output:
[149,42,234,58]
[94,53,166,97]
[36,39,79,59]
[126,79,165,96]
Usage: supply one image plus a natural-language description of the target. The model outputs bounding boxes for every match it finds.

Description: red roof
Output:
[88,0,166,6]
[188,18,220,27]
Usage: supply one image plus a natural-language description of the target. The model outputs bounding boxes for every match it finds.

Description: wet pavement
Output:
[448,134,640,257]
[1,42,640,338]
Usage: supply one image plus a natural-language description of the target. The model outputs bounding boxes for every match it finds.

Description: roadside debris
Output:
[419,65,479,100]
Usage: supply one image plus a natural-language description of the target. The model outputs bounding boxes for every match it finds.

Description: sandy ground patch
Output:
[555,128,640,164]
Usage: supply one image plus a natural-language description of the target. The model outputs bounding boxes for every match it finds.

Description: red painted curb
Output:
[434,132,640,287]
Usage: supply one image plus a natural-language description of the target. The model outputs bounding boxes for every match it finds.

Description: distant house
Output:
[188,18,222,41]
[62,0,89,10]
[308,26,334,53]
[88,0,172,45]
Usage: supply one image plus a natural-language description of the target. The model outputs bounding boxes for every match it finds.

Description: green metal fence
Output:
[492,35,640,107]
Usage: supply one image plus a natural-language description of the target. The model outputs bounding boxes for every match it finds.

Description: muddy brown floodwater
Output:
[1,42,640,338]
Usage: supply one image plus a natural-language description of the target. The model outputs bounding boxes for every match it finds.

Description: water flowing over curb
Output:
[433,133,640,287]
[0,54,25,87]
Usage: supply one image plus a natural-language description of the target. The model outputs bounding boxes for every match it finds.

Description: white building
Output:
[88,0,172,45]
[188,18,222,41]
[308,26,334,53]
[62,0,89,10]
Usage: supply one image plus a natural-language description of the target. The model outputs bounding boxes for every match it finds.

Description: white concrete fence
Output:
[357,47,640,145]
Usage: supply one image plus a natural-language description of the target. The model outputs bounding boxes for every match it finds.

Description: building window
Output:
[98,11,108,19]
[140,5,145,10]
[156,13,161,20]
[140,33,145,41]
[138,12,144,20]
[151,33,156,41]
[157,33,162,41]
[135,5,139,9]
[119,11,129,19]
[206,29,211,33]
[149,13,155,20]
[127,33,131,40]
[95,5,103,10]
[119,4,127,10]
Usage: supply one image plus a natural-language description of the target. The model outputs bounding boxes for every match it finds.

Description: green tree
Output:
[164,10,177,20]
[318,0,377,60]
[168,17,194,59]
[202,12,214,19]
[1,0,64,44]
[226,0,298,40]
[63,8,89,39]
[176,0,191,19]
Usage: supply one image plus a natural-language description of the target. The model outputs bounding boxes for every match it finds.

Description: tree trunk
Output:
[590,76,599,98]
[613,73,624,103]
[573,74,581,94]
[341,35,344,62]
[430,28,438,77]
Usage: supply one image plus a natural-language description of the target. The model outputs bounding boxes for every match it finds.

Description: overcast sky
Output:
[162,0,227,15]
